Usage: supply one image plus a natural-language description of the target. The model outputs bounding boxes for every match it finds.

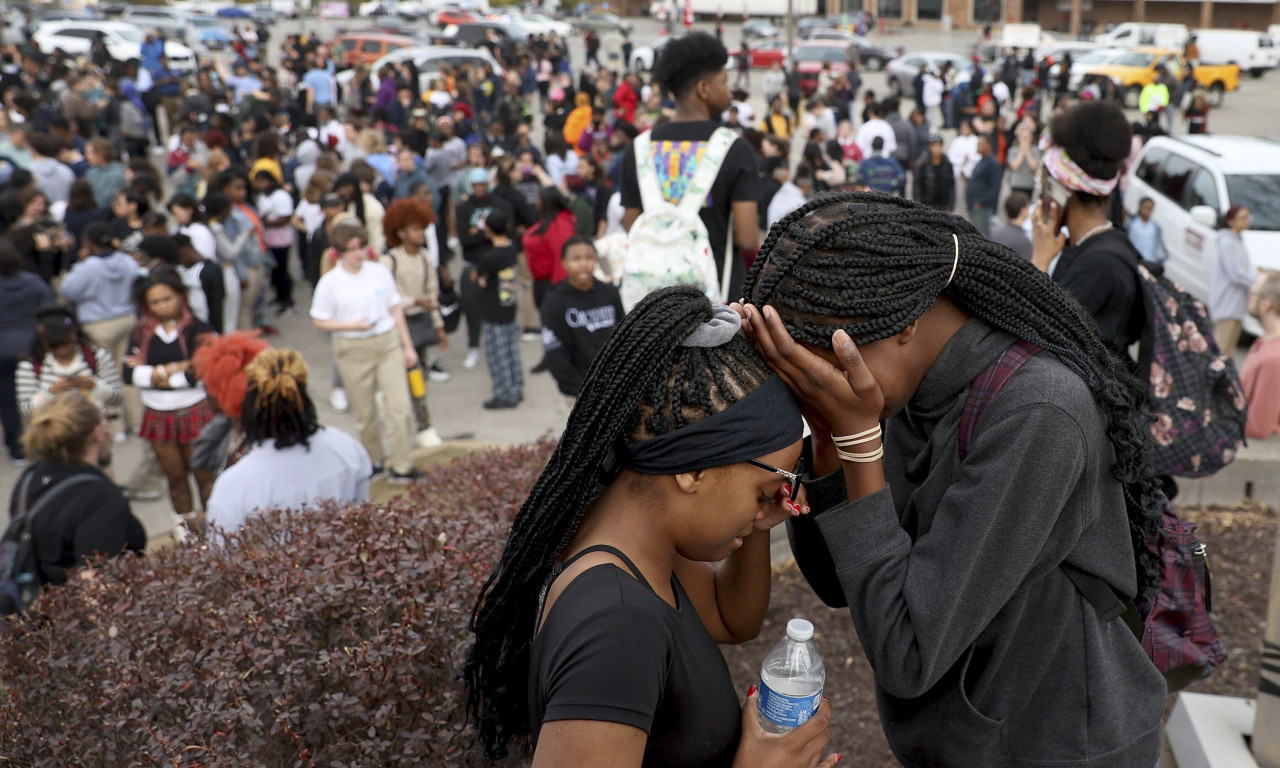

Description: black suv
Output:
[446,21,529,48]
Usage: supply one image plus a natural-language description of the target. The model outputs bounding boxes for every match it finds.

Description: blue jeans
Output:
[968,204,993,237]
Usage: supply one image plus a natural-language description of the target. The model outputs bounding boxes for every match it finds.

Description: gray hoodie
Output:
[791,319,1166,767]
[59,250,139,324]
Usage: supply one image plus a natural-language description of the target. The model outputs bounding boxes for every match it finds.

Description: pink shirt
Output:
[1241,335,1280,439]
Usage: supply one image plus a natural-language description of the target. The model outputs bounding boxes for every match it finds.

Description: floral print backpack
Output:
[1135,263,1248,478]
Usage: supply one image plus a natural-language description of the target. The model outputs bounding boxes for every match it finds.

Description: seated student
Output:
[737,192,1166,767]
[1,391,145,615]
[16,305,123,420]
[466,286,837,768]
[539,237,624,400]
[1242,271,1280,439]
[206,349,371,534]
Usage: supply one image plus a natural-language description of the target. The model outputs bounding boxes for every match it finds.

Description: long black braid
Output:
[465,285,773,760]
[744,191,1163,607]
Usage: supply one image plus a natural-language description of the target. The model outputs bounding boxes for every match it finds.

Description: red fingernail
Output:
[803,505,812,514]
[747,685,757,697]
[782,483,792,495]
[823,696,829,702]
[836,754,843,764]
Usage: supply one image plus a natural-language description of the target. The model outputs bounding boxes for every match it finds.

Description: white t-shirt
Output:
[206,426,371,535]
[854,119,897,160]
[310,260,402,339]
[295,200,326,238]
[256,188,295,249]
[180,221,217,261]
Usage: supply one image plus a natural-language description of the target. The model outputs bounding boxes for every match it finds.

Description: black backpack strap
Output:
[6,473,103,583]
[1061,563,1144,639]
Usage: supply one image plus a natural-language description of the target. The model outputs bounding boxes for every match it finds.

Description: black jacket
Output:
[1051,228,1144,362]
[912,153,956,212]
[455,194,515,265]
[7,462,144,589]
[540,280,624,396]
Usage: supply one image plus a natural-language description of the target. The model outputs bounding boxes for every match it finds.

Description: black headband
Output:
[621,375,803,475]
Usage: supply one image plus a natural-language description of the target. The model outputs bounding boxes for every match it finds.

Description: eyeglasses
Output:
[746,457,806,502]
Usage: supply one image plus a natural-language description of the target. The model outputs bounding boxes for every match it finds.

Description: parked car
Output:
[749,38,790,69]
[885,51,969,96]
[742,19,779,40]
[573,11,631,35]
[215,6,253,18]
[1079,47,1239,107]
[190,14,233,50]
[1122,134,1280,337]
[847,35,896,71]
[1190,28,1278,77]
[506,11,573,37]
[430,4,479,26]
[630,36,669,72]
[443,20,529,47]
[1094,22,1189,51]
[1061,47,1127,91]
[335,45,502,94]
[32,20,197,70]
[332,32,418,68]
[794,41,850,95]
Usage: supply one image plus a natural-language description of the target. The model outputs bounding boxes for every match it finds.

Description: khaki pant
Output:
[517,252,539,332]
[82,313,140,430]
[1213,318,1243,355]
[238,265,267,331]
[333,330,414,475]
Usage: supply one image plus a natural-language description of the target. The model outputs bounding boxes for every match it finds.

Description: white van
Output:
[1123,135,1280,338]
[1095,22,1189,51]
[1191,28,1278,76]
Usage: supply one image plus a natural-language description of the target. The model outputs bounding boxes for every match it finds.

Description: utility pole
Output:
[1254,524,1280,767]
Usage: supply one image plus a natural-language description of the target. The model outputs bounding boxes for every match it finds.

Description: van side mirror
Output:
[1190,205,1218,227]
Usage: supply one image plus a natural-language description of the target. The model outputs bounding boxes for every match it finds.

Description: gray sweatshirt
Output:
[793,319,1166,767]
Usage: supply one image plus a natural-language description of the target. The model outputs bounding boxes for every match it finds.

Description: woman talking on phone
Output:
[466,286,838,768]
[737,189,1166,767]
[1029,101,1143,363]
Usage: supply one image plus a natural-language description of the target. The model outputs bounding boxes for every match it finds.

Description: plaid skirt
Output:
[139,399,215,445]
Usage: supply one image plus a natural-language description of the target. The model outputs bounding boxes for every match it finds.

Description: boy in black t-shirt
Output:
[475,210,523,409]
[540,237,624,400]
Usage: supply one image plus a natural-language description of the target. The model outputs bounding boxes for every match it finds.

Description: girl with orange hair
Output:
[190,331,271,476]
[380,198,447,448]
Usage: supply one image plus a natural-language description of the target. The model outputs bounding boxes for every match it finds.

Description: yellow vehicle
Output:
[1082,47,1240,107]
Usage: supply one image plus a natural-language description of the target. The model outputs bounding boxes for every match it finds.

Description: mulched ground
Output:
[719,504,1278,767]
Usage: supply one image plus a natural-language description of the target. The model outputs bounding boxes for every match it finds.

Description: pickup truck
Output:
[1080,46,1239,107]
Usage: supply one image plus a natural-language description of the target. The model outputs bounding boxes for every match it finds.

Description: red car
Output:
[795,41,851,95]
[433,6,478,25]
[749,38,790,69]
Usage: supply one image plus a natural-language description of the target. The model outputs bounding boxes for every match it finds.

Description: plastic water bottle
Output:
[757,618,826,735]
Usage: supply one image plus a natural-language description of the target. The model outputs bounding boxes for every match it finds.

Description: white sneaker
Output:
[416,427,444,448]
[330,387,350,412]
[464,348,480,369]
[428,361,451,382]
[521,330,542,343]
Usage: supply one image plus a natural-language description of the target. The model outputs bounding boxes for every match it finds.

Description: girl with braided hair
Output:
[466,286,838,768]
[736,191,1167,767]
[205,348,371,534]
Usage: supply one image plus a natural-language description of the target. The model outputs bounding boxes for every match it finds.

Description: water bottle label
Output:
[757,679,821,730]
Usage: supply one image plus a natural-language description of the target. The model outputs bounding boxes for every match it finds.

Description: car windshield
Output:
[1076,50,1117,64]
[192,17,221,27]
[1113,52,1154,67]
[111,26,144,42]
[1225,175,1280,231]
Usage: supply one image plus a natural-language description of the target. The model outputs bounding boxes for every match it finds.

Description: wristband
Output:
[836,445,884,464]
[831,425,882,448]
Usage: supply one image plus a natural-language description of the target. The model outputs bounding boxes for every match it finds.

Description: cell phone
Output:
[1037,167,1071,214]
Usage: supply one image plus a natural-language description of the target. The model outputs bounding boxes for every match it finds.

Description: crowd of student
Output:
[1,14,1280,766]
